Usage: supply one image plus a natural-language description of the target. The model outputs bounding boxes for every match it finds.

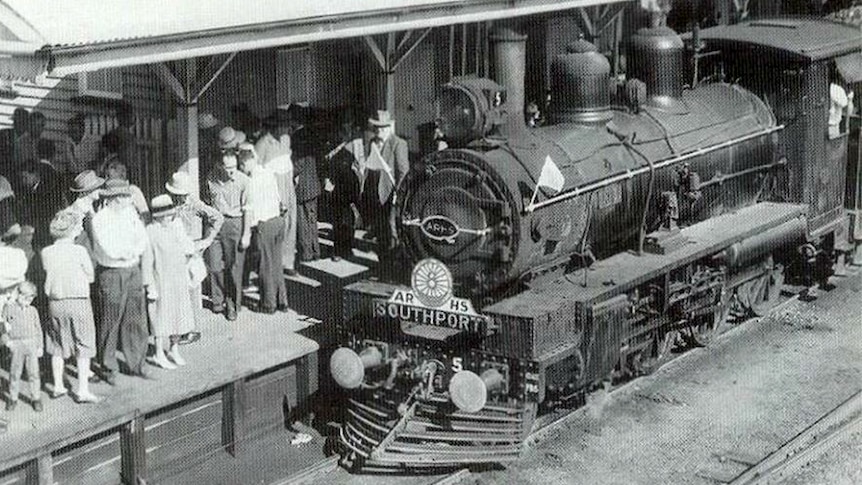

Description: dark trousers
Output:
[255,216,288,312]
[297,199,320,261]
[97,265,147,374]
[332,204,355,258]
[372,198,398,252]
[208,217,244,313]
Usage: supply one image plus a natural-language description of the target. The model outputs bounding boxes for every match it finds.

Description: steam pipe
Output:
[524,125,784,213]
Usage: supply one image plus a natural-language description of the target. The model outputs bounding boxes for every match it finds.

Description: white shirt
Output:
[243,165,282,226]
[255,133,294,175]
[91,202,148,268]
[0,246,27,290]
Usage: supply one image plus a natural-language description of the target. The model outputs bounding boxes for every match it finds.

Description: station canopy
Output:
[0,0,625,80]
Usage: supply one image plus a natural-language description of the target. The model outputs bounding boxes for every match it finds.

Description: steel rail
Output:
[729,390,862,485]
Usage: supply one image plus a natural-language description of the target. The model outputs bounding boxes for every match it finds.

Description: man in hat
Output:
[237,144,289,313]
[202,153,250,321]
[365,110,409,258]
[255,112,298,275]
[69,169,106,260]
[166,171,223,343]
[90,178,150,382]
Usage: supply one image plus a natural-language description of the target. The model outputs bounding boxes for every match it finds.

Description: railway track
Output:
[697,391,862,485]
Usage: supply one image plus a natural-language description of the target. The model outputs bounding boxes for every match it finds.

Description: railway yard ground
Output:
[305,263,862,485]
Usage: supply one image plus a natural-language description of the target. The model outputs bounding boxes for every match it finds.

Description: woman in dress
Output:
[142,195,196,369]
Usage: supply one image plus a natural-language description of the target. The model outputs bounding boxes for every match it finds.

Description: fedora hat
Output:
[70,170,105,193]
[218,126,246,149]
[49,209,82,240]
[101,178,131,198]
[198,113,219,130]
[165,172,192,196]
[368,110,394,127]
[150,194,176,217]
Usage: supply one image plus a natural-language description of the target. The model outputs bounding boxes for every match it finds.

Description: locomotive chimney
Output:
[490,27,528,131]
[549,36,613,125]
[628,26,687,111]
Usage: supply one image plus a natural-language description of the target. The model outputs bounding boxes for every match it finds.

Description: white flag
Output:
[537,155,565,194]
[366,143,395,184]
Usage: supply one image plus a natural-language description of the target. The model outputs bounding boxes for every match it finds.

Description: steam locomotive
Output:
[330,16,862,470]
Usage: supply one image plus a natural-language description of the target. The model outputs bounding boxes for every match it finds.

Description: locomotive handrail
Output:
[525,124,785,213]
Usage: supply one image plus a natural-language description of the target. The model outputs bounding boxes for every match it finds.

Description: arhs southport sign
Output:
[373,258,492,334]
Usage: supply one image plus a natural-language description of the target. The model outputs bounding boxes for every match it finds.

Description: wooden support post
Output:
[119,414,147,485]
[385,32,396,112]
[25,453,53,485]
[222,379,246,457]
[177,103,200,198]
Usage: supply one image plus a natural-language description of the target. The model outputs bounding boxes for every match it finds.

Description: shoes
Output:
[277,304,290,313]
[33,400,43,412]
[260,306,276,315]
[102,370,117,386]
[211,305,225,315]
[149,356,177,370]
[178,332,201,345]
[285,269,299,277]
[331,256,342,262]
[74,392,102,404]
[5,400,16,411]
[129,369,155,380]
[50,387,68,399]
[226,308,238,321]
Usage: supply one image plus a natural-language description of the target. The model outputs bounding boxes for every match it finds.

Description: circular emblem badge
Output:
[411,258,454,308]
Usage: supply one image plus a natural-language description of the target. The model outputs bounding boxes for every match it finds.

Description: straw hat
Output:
[150,194,176,218]
[49,209,83,240]
[165,172,192,196]
[218,126,246,149]
[70,170,105,193]
[368,110,394,127]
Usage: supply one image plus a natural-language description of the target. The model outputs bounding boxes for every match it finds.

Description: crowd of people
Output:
[0,102,410,427]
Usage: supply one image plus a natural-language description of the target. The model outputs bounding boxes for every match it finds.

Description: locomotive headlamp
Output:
[448,368,504,413]
[330,346,383,389]
[438,78,506,145]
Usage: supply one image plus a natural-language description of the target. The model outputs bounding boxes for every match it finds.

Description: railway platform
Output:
[0,221,381,485]
[0,294,320,485]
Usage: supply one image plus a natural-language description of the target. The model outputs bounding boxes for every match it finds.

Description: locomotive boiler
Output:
[331,18,861,471]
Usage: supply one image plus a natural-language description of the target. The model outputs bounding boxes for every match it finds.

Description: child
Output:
[143,195,196,369]
[1,281,43,412]
[41,209,101,403]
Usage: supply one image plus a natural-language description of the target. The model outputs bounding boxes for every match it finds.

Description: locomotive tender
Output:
[330,17,862,470]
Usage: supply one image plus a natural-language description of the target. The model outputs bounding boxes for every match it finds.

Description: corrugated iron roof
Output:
[695,17,861,62]
[1,0,456,47]
[0,0,626,78]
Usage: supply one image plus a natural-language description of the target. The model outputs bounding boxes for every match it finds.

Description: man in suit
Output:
[366,110,409,258]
